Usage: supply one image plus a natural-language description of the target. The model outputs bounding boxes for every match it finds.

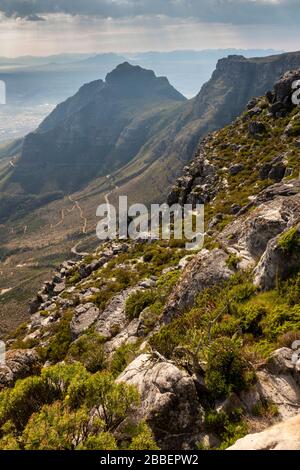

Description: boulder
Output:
[249,121,266,136]
[219,192,300,263]
[70,303,100,339]
[104,319,140,357]
[239,348,300,420]
[229,164,244,176]
[254,224,300,290]
[96,287,143,339]
[117,354,204,449]
[163,249,234,323]
[53,281,66,295]
[0,349,41,389]
[227,414,300,450]
[273,69,300,105]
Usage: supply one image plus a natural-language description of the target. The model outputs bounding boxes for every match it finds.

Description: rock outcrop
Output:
[227,414,300,450]
[0,349,41,390]
[70,303,100,340]
[163,249,234,323]
[117,354,204,449]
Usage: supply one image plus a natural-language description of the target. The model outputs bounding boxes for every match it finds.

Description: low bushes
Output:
[125,290,156,320]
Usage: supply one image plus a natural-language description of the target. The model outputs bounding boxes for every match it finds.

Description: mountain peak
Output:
[105,62,156,84]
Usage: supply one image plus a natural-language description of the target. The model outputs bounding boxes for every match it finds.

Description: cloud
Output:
[0,0,299,25]
[26,13,45,22]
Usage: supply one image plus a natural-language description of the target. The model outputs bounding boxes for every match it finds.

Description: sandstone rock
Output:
[268,163,286,182]
[29,298,42,315]
[247,98,258,110]
[96,287,143,340]
[104,319,140,356]
[273,69,300,105]
[219,192,300,264]
[70,303,100,339]
[227,414,300,450]
[230,203,241,215]
[248,106,262,118]
[163,249,234,323]
[239,348,300,420]
[0,349,41,390]
[208,213,223,229]
[178,255,194,270]
[254,224,300,290]
[139,279,156,289]
[53,281,66,295]
[259,163,272,180]
[117,354,204,449]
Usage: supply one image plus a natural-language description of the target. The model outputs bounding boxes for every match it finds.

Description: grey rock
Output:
[53,281,66,295]
[230,203,241,215]
[229,164,244,176]
[268,163,286,182]
[254,224,300,290]
[117,354,204,450]
[96,287,143,340]
[0,349,41,390]
[139,279,156,289]
[163,249,234,323]
[227,414,300,450]
[70,302,100,339]
[208,213,223,229]
[248,106,262,117]
[249,121,266,136]
[259,163,272,180]
[104,319,140,357]
[29,298,42,315]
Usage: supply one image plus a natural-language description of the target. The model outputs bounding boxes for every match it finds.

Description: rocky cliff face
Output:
[0,71,299,451]
[8,63,185,197]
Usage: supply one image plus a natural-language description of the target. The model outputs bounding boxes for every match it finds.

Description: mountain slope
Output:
[113,51,300,205]
[4,63,185,198]
[0,71,299,451]
[1,51,300,336]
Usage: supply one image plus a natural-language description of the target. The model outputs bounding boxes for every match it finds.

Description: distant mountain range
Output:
[0,49,282,106]
[0,49,283,144]
[1,50,300,225]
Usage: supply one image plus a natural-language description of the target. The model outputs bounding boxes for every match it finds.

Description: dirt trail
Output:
[51,196,88,234]
[71,241,89,257]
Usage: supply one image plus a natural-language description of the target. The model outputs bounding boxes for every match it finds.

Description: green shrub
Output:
[279,273,300,306]
[237,304,267,337]
[67,271,81,286]
[252,401,279,418]
[109,342,139,377]
[0,376,58,432]
[125,290,155,320]
[149,321,185,359]
[205,338,253,399]
[228,281,256,303]
[128,422,159,450]
[40,310,73,363]
[226,253,241,270]
[278,226,300,253]
[204,409,248,449]
[262,304,300,340]
[67,333,106,372]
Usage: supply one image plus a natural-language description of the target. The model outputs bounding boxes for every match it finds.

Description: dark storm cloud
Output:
[0,0,299,25]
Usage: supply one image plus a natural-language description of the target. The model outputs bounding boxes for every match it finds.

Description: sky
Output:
[0,0,299,57]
